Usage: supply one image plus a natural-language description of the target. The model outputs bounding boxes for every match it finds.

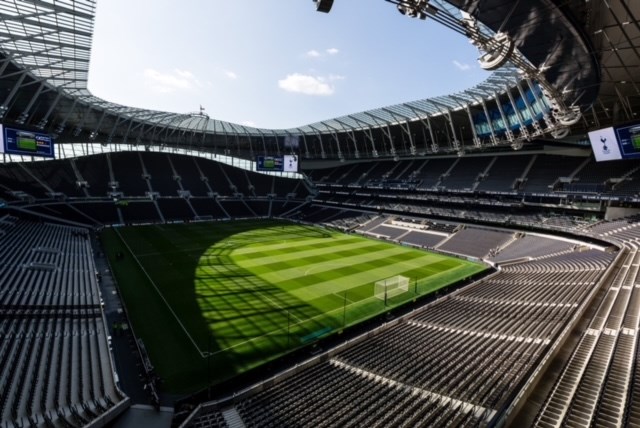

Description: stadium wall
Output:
[605,207,640,220]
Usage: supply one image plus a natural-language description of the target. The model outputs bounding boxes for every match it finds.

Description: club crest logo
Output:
[600,136,610,154]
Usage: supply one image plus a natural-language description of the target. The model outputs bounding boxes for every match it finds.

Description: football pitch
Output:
[101,220,486,393]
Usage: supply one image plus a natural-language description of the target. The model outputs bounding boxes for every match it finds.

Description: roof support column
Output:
[89,110,108,142]
[492,94,515,144]
[0,59,12,78]
[504,88,530,144]
[72,105,92,139]
[296,128,311,158]
[525,78,563,137]
[413,116,432,154]
[36,91,62,130]
[271,129,281,156]
[479,99,498,146]
[426,100,459,153]
[334,119,360,159]
[308,126,326,159]
[53,98,78,136]
[443,110,460,153]
[364,112,396,157]
[464,105,481,148]
[515,80,543,138]
[425,116,438,153]
[0,71,27,119]
[121,117,137,146]
[106,115,125,145]
[329,132,342,160]
[17,82,46,125]
[348,130,360,158]
[405,105,435,154]
[381,108,416,155]
[348,115,378,157]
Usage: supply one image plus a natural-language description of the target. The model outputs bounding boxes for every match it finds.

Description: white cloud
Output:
[143,68,202,93]
[224,70,238,80]
[452,60,471,71]
[328,74,345,81]
[306,48,340,59]
[278,73,336,96]
[175,69,195,79]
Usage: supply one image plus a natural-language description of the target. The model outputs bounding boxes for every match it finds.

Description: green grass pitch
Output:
[101,219,486,394]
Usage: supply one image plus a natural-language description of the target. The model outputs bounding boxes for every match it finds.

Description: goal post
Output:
[374,275,410,301]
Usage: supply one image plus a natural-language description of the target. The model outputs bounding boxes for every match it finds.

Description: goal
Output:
[374,275,409,300]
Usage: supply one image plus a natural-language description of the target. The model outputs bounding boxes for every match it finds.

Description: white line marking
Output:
[136,246,211,257]
[115,228,206,357]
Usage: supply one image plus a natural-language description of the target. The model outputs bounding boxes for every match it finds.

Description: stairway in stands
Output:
[221,407,246,428]
[533,247,640,427]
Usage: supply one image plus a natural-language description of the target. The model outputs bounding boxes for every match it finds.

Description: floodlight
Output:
[395,1,436,20]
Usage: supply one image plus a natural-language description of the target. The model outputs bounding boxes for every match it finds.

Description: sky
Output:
[87,0,491,130]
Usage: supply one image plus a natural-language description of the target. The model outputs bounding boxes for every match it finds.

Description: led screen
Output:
[256,156,284,172]
[283,155,298,172]
[256,155,299,173]
[588,127,622,162]
[0,125,55,158]
[615,123,640,160]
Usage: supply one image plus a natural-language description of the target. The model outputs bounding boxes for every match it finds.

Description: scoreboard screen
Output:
[588,120,640,162]
[256,156,284,171]
[256,155,298,172]
[616,123,640,160]
[0,125,55,158]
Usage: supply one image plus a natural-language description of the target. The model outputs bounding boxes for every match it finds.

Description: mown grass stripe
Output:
[287,256,463,300]
[232,234,354,256]
[248,246,435,284]
[255,249,441,290]
[236,242,403,274]
[233,239,381,267]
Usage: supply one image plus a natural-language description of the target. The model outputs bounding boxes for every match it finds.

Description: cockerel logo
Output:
[600,136,610,154]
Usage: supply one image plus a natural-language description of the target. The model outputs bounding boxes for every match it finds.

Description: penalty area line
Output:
[331,291,356,304]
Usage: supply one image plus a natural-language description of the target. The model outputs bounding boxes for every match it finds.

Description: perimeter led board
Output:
[0,125,55,158]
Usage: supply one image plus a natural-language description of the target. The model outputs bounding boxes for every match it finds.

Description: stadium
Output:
[0,0,639,427]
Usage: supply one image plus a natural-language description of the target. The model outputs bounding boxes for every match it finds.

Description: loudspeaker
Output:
[315,0,334,13]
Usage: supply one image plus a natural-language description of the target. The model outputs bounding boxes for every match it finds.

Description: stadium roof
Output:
[0,0,638,158]
[0,0,518,133]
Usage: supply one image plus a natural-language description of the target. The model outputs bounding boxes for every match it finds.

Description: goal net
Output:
[374,275,409,300]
